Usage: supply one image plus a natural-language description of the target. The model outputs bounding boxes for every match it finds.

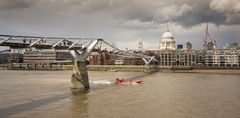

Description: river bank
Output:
[87,65,240,75]
[173,69,240,74]
[1,64,240,74]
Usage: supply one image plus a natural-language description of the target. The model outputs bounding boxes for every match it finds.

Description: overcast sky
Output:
[0,0,240,50]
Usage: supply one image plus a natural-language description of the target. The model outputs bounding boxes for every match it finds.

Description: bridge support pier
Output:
[69,39,102,89]
[144,64,151,73]
[71,61,89,89]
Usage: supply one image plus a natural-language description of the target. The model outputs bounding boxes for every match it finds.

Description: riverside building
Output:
[205,49,240,67]
[155,24,240,68]
[157,48,206,67]
[156,24,203,67]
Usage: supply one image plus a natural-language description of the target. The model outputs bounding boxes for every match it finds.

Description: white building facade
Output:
[206,49,240,67]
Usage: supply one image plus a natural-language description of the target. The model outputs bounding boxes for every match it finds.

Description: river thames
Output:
[0,70,240,118]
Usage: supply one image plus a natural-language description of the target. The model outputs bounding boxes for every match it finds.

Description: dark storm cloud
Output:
[60,0,240,27]
[0,0,240,50]
[175,7,227,27]
[111,0,240,27]
[0,0,37,10]
[1,0,239,27]
[210,0,240,25]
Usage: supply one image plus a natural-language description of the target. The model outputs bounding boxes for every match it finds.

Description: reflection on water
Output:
[0,93,69,117]
[71,89,89,118]
[0,70,240,118]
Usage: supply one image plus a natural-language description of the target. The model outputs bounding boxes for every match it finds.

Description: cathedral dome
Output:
[162,32,174,39]
[160,23,176,50]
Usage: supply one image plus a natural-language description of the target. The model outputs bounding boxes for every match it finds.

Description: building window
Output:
[162,43,165,47]
[166,42,170,47]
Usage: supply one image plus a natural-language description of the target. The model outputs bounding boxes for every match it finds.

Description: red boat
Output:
[115,78,143,85]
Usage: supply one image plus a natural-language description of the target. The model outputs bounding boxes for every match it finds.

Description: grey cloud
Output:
[210,0,240,25]
[77,0,240,27]
[62,0,237,27]
[116,20,159,30]
[1,0,240,28]
[0,0,37,10]
[175,7,226,27]
[210,0,240,13]
[225,14,240,24]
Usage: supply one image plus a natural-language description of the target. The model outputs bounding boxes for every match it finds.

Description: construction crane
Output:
[203,23,217,50]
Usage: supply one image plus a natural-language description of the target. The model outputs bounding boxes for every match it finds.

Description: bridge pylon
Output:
[70,39,103,89]
[71,60,90,89]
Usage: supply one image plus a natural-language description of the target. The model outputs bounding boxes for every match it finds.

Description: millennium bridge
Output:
[0,34,157,89]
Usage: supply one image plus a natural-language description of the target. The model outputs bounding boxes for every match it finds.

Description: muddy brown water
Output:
[0,70,240,118]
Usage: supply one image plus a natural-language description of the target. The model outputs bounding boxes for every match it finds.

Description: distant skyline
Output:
[0,0,240,50]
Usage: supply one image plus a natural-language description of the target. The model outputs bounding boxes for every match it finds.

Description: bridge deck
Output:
[0,34,92,50]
